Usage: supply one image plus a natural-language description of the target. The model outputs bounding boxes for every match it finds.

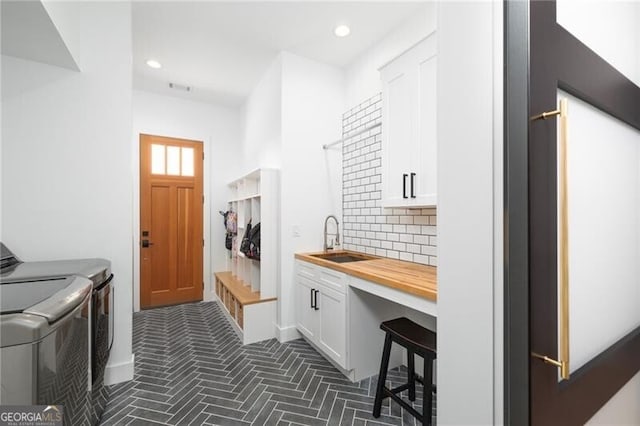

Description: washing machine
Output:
[0,274,93,425]
[0,243,113,424]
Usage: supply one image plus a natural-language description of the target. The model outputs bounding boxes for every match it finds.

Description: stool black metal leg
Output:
[373,334,393,418]
[407,350,416,401]
[423,356,434,426]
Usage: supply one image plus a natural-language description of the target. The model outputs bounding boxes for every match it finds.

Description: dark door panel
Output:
[529,2,640,425]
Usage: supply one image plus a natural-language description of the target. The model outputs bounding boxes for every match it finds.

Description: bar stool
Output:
[372,317,436,426]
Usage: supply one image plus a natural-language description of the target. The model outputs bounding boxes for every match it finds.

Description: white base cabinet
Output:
[296,276,317,341]
[295,261,348,370]
[316,286,346,366]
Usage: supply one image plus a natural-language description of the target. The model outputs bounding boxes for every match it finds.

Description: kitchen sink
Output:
[309,252,376,263]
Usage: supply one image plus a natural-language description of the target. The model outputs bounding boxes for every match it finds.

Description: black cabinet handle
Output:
[410,172,416,198]
[310,288,315,309]
[313,290,319,310]
[402,174,408,199]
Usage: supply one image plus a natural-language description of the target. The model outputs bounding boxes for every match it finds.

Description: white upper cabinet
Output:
[380,33,437,208]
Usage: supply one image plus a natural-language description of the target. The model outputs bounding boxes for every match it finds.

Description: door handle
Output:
[410,172,416,198]
[531,98,570,380]
[313,290,319,311]
[310,288,315,309]
[141,240,154,248]
[402,174,408,199]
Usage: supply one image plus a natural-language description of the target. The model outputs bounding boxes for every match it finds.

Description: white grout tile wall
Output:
[342,93,438,266]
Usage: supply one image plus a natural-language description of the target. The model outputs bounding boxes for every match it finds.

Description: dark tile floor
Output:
[101,302,435,425]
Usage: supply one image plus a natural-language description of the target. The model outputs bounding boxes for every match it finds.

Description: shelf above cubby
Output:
[229,194,261,202]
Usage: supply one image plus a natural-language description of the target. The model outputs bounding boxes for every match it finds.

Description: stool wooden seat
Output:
[373,317,436,426]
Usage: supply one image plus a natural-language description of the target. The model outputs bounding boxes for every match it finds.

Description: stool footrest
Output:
[412,376,437,393]
[390,381,436,396]
[384,388,424,421]
[390,383,412,395]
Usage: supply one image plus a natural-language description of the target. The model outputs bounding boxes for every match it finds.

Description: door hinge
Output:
[202,152,205,160]
[203,239,205,247]
[202,281,204,290]
[202,195,204,204]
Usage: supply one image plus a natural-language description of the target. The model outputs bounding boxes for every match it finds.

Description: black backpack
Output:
[247,222,260,260]
[240,221,252,255]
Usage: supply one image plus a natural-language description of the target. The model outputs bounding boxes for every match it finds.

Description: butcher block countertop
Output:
[295,251,437,301]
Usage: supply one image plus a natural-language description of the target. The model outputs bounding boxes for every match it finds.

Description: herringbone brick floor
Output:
[101,302,435,425]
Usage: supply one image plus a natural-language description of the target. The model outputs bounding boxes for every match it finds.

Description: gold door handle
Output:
[532,98,570,380]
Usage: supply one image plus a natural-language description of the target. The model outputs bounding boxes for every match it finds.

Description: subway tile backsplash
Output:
[342,93,438,267]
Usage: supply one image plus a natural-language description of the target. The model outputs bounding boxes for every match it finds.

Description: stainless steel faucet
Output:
[324,215,340,251]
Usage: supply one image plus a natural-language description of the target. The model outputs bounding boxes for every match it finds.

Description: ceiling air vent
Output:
[169,82,191,92]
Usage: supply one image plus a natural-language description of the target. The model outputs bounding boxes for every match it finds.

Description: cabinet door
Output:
[381,56,414,208]
[296,277,317,340]
[381,33,438,208]
[412,51,437,206]
[316,285,347,369]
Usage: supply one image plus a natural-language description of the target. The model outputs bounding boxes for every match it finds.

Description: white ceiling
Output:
[133,2,427,106]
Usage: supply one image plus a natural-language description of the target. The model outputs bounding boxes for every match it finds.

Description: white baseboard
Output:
[104,354,135,386]
[276,324,301,342]
[203,288,217,303]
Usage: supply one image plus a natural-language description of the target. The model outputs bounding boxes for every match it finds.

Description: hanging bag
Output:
[247,222,261,260]
[220,210,236,250]
[240,221,252,256]
[226,211,237,234]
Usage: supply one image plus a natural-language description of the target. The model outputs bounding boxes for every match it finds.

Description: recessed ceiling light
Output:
[334,25,351,38]
[146,59,162,69]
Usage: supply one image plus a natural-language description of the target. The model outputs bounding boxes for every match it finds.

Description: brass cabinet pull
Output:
[532,98,570,380]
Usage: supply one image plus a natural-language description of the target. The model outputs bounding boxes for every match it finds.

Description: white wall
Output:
[241,55,282,172]
[557,0,640,87]
[344,3,436,108]
[492,1,504,422]
[436,1,501,424]
[131,90,241,311]
[237,52,343,340]
[40,0,82,67]
[278,52,344,339]
[587,373,640,425]
[1,1,134,384]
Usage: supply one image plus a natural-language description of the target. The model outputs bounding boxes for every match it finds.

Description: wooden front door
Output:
[140,134,203,309]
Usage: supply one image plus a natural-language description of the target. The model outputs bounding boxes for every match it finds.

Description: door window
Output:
[151,144,196,177]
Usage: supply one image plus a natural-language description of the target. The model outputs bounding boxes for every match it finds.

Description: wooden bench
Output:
[214,272,277,344]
